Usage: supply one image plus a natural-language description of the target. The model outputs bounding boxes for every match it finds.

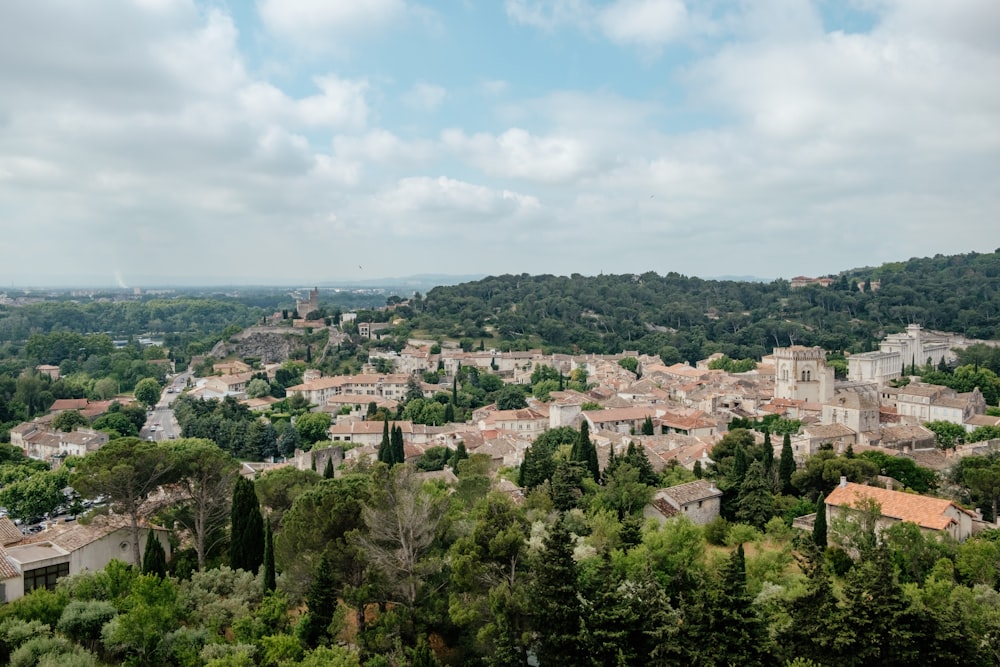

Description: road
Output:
[141,370,192,442]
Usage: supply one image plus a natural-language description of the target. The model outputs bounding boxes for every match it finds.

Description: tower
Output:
[773,346,834,403]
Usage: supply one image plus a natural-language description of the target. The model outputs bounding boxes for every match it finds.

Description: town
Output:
[2,258,1000,665]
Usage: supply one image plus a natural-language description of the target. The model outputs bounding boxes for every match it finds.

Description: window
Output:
[23,562,69,592]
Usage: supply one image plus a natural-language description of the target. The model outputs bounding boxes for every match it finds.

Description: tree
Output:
[570,420,599,482]
[0,465,69,522]
[142,528,167,578]
[323,457,335,479]
[735,460,776,529]
[168,438,239,571]
[52,409,88,432]
[229,476,264,574]
[924,420,966,449]
[641,415,655,436]
[352,465,447,624]
[262,521,276,593]
[296,412,332,446]
[530,516,584,666]
[813,493,827,548]
[495,385,527,411]
[71,437,176,566]
[133,377,162,409]
[245,378,271,399]
[377,419,392,465]
[301,552,338,649]
[391,425,405,465]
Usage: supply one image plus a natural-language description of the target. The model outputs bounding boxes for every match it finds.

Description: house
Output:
[894,383,985,426]
[200,372,253,399]
[0,515,171,602]
[644,479,723,526]
[35,364,61,380]
[213,360,252,376]
[9,422,109,462]
[478,408,548,437]
[825,479,976,543]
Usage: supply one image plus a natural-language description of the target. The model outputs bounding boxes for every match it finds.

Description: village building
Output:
[644,479,723,526]
[825,479,976,543]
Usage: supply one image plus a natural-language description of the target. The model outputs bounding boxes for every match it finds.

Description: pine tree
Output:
[301,552,338,649]
[323,456,334,479]
[377,419,393,464]
[141,528,167,578]
[706,544,768,666]
[779,432,795,495]
[777,543,839,664]
[813,492,828,548]
[229,476,265,574]
[625,441,658,486]
[531,516,585,666]
[262,521,276,593]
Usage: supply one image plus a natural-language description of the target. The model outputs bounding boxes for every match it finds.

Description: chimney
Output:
[839,476,848,488]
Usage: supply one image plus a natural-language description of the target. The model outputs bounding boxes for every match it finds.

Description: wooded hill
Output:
[404,251,1000,362]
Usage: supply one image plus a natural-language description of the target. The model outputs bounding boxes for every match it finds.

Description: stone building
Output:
[773,346,834,403]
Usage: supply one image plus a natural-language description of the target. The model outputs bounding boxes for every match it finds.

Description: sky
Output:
[1,0,998,288]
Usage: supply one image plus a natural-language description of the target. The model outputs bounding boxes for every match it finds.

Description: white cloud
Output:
[333,129,437,165]
[373,176,540,235]
[597,0,689,47]
[506,0,711,47]
[402,82,447,112]
[257,0,411,50]
[442,128,595,183]
[505,0,589,30]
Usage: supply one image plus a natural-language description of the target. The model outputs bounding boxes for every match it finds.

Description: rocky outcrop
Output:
[210,326,309,364]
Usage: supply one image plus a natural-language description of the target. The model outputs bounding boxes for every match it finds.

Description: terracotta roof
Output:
[648,498,679,519]
[660,479,723,506]
[0,517,23,546]
[825,482,973,531]
[50,398,89,411]
[0,545,20,580]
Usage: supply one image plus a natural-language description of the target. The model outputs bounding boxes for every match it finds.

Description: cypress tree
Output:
[813,492,828,548]
[391,424,405,464]
[262,521,276,593]
[230,476,265,573]
[141,528,167,578]
[452,376,458,404]
[377,419,393,464]
[693,459,703,479]
[572,421,599,482]
[450,441,468,469]
[444,401,455,423]
[778,432,795,495]
[323,455,334,479]
[735,460,776,530]
[761,431,775,490]
[641,415,655,436]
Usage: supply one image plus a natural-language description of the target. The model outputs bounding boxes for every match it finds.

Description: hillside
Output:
[407,251,1000,361]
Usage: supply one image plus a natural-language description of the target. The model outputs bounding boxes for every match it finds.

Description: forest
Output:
[379,250,1000,363]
